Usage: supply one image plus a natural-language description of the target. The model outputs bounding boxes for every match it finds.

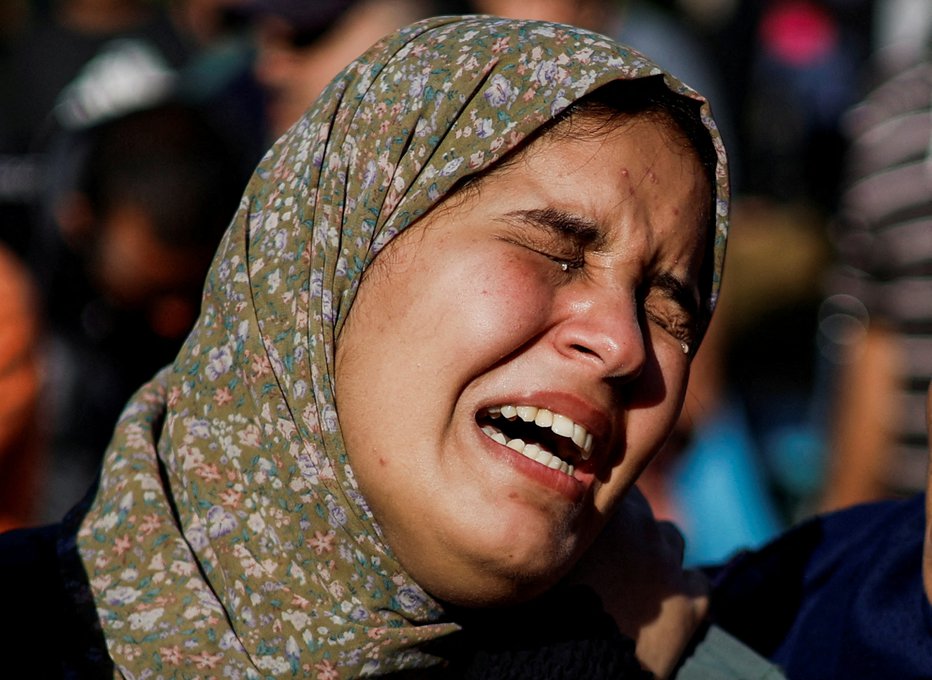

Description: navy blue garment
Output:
[709,495,932,679]
[0,486,113,679]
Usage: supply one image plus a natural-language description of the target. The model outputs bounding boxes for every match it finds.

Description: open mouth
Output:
[477,405,594,477]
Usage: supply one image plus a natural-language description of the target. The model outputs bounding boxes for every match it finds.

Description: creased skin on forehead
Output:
[76,14,730,677]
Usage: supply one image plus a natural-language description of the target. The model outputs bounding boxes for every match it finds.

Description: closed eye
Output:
[498,239,586,276]
[546,251,585,272]
[641,273,699,346]
[496,208,594,275]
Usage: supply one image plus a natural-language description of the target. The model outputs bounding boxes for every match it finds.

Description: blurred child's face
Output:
[252,1,421,138]
[93,202,210,339]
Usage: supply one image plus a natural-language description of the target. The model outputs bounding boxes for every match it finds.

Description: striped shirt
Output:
[828,58,932,493]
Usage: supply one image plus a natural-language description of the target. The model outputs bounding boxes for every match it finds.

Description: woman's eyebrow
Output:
[503,207,605,248]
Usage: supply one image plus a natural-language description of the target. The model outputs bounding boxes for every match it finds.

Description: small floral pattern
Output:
[76,15,729,678]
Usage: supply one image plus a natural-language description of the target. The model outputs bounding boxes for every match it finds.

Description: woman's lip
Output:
[477,425,590,502]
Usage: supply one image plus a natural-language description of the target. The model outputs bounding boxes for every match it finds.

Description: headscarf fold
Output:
[77,15,729,677]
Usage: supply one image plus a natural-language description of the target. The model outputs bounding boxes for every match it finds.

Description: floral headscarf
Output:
[76,15,729,678]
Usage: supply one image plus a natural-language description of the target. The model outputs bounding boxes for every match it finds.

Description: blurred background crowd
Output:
[0,0,930,568]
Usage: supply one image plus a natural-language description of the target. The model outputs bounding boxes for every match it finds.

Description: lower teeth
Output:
[482,426,575,476]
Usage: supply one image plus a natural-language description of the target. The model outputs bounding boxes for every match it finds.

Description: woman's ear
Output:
[53,190,96,251]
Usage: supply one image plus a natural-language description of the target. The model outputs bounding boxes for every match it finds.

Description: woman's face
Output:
[335,114,711,606]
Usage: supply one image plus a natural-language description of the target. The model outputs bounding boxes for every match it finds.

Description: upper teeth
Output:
[485,404,594,465]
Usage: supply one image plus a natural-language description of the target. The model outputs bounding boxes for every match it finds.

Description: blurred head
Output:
[56,102,245,339]
[245,0,426,137]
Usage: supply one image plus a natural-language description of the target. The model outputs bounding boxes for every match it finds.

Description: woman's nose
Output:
[553,292,646,381]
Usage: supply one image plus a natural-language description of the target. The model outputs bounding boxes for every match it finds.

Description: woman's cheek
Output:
[452,252,555,339]
[626,361,690,465]
[434,252,554,346]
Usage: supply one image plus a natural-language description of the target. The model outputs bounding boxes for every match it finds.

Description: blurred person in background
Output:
[2,0,436,525]
[0,0,269,265]
[819,14,932,510]
[0,0,189,259]
[0,243,43,531]
[0,0,192,156]
[31,99,248,522]
[165,0,270,169]
[240,0,433,139]
[0,0,264,522]
[688,0,873,210]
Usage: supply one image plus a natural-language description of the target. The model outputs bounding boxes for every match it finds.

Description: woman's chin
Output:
[432,573,563,610]
[415,537,583,609]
